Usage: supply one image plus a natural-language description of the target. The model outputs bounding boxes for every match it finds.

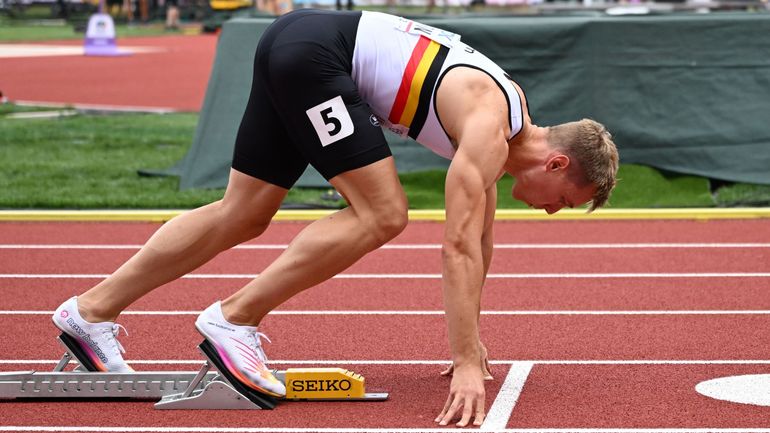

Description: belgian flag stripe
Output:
[408,43,449,140]
[398,40,441,127]
[388,36,431,124]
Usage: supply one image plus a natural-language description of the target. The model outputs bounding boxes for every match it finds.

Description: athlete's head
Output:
[511,119,618,214]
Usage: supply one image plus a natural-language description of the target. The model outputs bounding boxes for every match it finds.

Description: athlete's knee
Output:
[216,199,273,240]
[381,206,408,240]
[364,200,408,245]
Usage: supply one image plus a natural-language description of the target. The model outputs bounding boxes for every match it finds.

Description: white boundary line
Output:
[2,273,770,279]
[4,310,770,316]
[3,427,770,433]
[481,362,534,431]
[12,100,177,114]
[3,359,770,366]
[1,243,769,250]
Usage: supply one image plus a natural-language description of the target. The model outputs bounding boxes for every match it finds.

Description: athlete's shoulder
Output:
[437,67,511,138]
[440,66,505,98]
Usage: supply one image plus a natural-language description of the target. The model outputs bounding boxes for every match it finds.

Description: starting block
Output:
[0,333,387,409]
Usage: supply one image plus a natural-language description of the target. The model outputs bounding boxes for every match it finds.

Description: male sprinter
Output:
[53,9,618,427]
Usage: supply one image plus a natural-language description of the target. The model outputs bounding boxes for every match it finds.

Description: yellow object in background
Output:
[210,0,253,11]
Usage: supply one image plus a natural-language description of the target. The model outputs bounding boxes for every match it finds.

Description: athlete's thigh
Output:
[222,168,288,223]
[231,67,309,190]
[329,156,407,213]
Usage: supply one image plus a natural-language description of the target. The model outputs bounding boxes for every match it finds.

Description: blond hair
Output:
[548,119,619,211]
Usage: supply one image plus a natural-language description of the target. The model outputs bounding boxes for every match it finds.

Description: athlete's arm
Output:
[481,181,497,282]
[440,180,497,380]
[434,68,510,428]
[478,182,497,379]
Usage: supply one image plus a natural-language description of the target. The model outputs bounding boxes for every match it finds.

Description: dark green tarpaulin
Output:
[164,12,770,189]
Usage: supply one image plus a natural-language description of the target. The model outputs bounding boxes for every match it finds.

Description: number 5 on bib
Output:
[306,95,355,147]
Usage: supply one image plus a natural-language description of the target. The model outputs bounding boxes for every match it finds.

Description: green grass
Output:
[0,22,175,42]
[609,166,715,208]
[1,105,766,210]
[714,183,770,207]
[0,110,221,208]
[0,5,183,42]
[0,104,52,116]
[398,165,718,210]
[0,23,83,42]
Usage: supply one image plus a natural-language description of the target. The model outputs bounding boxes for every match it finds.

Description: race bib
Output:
[306,96,355,147]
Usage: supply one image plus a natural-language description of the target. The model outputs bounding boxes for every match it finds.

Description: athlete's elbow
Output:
[442,233,478,261]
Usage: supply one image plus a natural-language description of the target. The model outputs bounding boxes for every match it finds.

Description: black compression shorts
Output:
[231,9,391,189]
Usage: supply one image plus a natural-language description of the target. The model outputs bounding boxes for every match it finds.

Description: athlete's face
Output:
[511,155,596,214]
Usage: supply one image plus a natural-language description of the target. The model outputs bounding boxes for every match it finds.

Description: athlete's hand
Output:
[440,342,493,380]
[435,364,486,427]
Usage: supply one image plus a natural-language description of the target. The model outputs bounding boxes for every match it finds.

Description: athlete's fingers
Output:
[473,395,486,426]
[439,363,454,377]
[434,392,453,423]
[438,395,462,426]
[456,396,474,427]
[482,356,493,380]
[480,342,493,380]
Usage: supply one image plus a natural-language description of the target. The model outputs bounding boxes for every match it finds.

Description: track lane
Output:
[3,314,770,361]
[3,219,770,429]
[2,278,770,312]
[2,219,770,244]
[1,246,768,274]
[508,364,770,428]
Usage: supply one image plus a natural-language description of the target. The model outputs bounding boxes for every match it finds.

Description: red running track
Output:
[1,35,217,111]
[2,220,769,243]
[4,313,770,361]
[1,219,770,431]
[3,246,769,276]
[4,277,770,311]
[2,240,769,274]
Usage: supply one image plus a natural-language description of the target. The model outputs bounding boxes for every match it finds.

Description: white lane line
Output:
[1,243,769,250]
[12,100,177,114]
[3,427,770,433]
[3,359,770,366]
[5,310,770,316]
[2,273,770,279]
[481,362,534,431]
[0,44,162,59]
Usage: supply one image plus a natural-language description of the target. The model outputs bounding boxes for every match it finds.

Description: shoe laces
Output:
[246,330,272,364]
[107,323,128,355]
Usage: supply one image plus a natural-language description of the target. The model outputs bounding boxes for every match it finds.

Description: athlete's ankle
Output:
[220,298,263,327]
[75,295,120,323]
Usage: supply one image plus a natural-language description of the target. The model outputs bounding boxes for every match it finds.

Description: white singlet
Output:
[351,11,524,160]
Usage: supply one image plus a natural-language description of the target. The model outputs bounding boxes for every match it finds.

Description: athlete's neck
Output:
[504,124,550,176]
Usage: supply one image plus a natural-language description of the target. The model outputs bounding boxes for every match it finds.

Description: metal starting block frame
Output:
[0,334,388,409]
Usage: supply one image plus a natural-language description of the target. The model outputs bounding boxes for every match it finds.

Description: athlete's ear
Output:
[546,154,570,172]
